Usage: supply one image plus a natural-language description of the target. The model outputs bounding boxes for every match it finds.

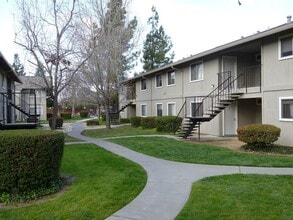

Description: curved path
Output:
[68,122,293,220]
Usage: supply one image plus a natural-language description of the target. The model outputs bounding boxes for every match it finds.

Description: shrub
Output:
[120,118,130,124]
[0,130,64,202]
[141,117,157,129]
[86,119,100,126]
[80,111,89,118]
[101,114,106,121]
[60,112,72,119]
[130,116,141,127]
[46,113,53,120]
[48,117,64,129]
[237,124,281,147]
[156,116,183,133]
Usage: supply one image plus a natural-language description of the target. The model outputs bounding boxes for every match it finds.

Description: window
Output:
[156,74,162,88]
[156,103,163,116]
[280,36,293,59]
[141,79,147,90]
[190,61,203,81]
[191,102,203,117]
[0,73,3,88]
[167,103,176,116]
[279,97,293,121]
[141,104,147,117]
[167,71,175,85]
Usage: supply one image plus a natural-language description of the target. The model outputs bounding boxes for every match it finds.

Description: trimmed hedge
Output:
[48,117,64,129]
[141,117,157,129]
[130,116,141,127]
[0,130,64,202]
[156,116,183,132]
[86,119,100,126]
[60,112,72,119]
[120,118,130,124]
[237,124,281,147]
[80,111,89,118]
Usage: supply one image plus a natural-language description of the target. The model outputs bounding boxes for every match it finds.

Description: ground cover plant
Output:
[82,124,170,138]
[109,137,293,167]
[0,144,146,219]
[176,174,293,220]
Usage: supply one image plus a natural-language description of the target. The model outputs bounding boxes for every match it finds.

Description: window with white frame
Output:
[167,103,176,116]
[190,61,203,81]
[191,102,203,117]
[279,97,293,121]
[0,73,3,88]
[156,103,163,116]
[167,71,175,85]
[141,104,147,117]
[141,79,147,90]
[156,74,162,88]
[279,36,293,59]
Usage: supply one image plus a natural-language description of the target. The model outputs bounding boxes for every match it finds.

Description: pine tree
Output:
[142,6,174,72]
[12,53,26,76]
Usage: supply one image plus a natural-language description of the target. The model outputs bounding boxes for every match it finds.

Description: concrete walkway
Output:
[68,122,293,220]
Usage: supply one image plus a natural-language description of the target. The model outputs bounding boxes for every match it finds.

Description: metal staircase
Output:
[0,90,40,126]
[174,72,243,139]
[109,102,133,123]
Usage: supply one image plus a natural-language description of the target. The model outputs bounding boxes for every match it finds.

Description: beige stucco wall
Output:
[262,35,293,146]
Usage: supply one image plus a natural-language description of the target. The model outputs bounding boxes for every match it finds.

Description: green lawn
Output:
[64,133,83,143]
[82,125,165,138]
[0,144,146,220]
[177,174,293,220]
[110,137,293,167]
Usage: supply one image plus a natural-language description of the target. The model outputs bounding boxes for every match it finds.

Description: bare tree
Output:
[81,0,138,129]
[14,0,92,129]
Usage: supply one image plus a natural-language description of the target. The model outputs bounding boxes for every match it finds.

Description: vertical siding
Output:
[262,36,293,146]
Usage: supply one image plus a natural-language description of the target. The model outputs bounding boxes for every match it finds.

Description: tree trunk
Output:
[105,104,111,129]
[51,96,59,130]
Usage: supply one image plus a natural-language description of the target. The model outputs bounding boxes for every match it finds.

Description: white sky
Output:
[0,0,292,75]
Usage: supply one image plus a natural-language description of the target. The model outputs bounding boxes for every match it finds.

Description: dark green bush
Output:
[86,119,100,126]
[237,124,281,147]
[48,117,63,129]
[141,117,157,129]
[60,112,72,119]
[80,111,89,118]
[130,116,142,127]
[156,116,183,132]
[46,113,53,120]
[120,118,130,124]
[0,130,64,202]
[101,114,106,121]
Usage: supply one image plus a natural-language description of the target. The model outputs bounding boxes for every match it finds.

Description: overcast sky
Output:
[0,0,292,75]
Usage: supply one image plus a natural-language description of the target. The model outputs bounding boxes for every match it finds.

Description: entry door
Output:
[224,101,237,136]
[220,56,237,89]
[222,56,237,136]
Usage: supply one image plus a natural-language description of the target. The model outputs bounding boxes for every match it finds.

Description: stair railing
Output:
[0,92,7,124]
[172,100,186,133]
[191,72,244,119]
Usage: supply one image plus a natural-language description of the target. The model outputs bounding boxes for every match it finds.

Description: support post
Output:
[198,123,201,141]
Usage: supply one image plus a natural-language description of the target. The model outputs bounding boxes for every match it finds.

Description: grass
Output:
[243,144,293,155]
[176,174,293,220]
[64,133,83,143]
[0,144,147,219]
[82,125,164,138]
[109,137,293,167]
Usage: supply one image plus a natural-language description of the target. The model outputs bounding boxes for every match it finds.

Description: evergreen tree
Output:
[12,53,26,76]
[142,6,174,72]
